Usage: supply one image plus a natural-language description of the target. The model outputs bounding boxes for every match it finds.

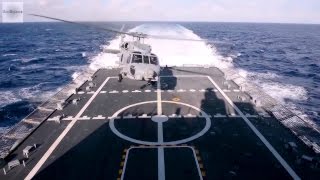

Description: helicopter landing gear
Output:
[149,80,156,86]
[118,73,123,82]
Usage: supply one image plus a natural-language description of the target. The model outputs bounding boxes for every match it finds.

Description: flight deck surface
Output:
[0,67,319,180]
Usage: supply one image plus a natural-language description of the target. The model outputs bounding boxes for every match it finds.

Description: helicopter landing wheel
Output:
[118,74,123,82]
[150,81,157,86]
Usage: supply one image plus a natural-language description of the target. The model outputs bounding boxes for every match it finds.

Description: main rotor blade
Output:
[146,34,229,44]
[29,14,133,36]
[29,14,230,44]
[120,24,126,32]
[147,34,205,42]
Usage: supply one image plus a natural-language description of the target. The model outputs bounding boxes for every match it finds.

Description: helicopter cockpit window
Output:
[120,54,123,63]
[127,55,131,63]
[150,56,158,65]
[132,54,142,63]
[143,56,150,64]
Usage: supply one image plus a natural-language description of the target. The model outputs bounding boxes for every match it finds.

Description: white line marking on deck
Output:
[160,75,205,77]
[169,114,182,118]
[132,90,141,93]
[100,91,107,94]
[190,147,204,180]
[145,90,151,92]
[122,90,129,93]
[120,147,130,180]
[245,114,259,118]
[47,116,60,121]
[157,77,162,115]
[207,76,300,180]
[79,116,91,120]
[214,114,227,118]
[158,147,165,180]
[25,77,111,180]
[190,89,196,92]
[63,116,73,120]
[169,114,177,117]
[155,114,165,180]
[122,146,203,180]
[138,115,151,118]
[109,90,119,94]
[185,114,196,118]
[157,120,164,143]
[109,101,211,146]
[77,91,84,94]
[92,115,106,120]
[177,89,186,92]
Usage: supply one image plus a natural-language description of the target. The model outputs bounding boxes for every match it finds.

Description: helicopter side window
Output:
[127,55,131,63]
[132,54,142,63]
[143,56,150,64]
[150,56,158,65]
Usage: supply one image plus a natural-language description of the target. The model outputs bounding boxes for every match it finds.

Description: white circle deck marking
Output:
[109,101,211,145]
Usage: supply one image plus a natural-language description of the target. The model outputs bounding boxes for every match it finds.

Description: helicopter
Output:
[107,32,161,83]
[30,14,212,83]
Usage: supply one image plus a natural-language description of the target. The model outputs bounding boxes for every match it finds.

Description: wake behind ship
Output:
[0,66,319,180]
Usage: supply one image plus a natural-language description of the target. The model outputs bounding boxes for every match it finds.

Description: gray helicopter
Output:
[106,33,161,82]
[30,14,211,83]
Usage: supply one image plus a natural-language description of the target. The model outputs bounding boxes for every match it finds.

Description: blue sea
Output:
[0,22,319,134]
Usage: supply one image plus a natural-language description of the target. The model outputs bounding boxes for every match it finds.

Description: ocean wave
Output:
[259,81,308,103]
[0,91,21,108]
[18,84,58,102]
[2,53,17,57]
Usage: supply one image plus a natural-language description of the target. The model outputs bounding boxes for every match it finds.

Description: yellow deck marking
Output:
[172,97,180,101]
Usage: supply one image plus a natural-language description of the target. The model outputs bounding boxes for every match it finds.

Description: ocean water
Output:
[0,22,319,134]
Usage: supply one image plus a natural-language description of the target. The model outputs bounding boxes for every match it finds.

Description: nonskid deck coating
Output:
[0,67,319,180]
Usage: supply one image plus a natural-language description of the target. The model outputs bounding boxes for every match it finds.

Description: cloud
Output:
[23,0,320,23]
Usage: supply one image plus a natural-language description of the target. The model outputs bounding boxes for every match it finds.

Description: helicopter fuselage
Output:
[117,41,160,82]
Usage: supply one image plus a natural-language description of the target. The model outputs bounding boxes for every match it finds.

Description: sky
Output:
[6,0,320,23]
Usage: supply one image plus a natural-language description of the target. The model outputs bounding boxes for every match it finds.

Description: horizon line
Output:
[3,20,320,25]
